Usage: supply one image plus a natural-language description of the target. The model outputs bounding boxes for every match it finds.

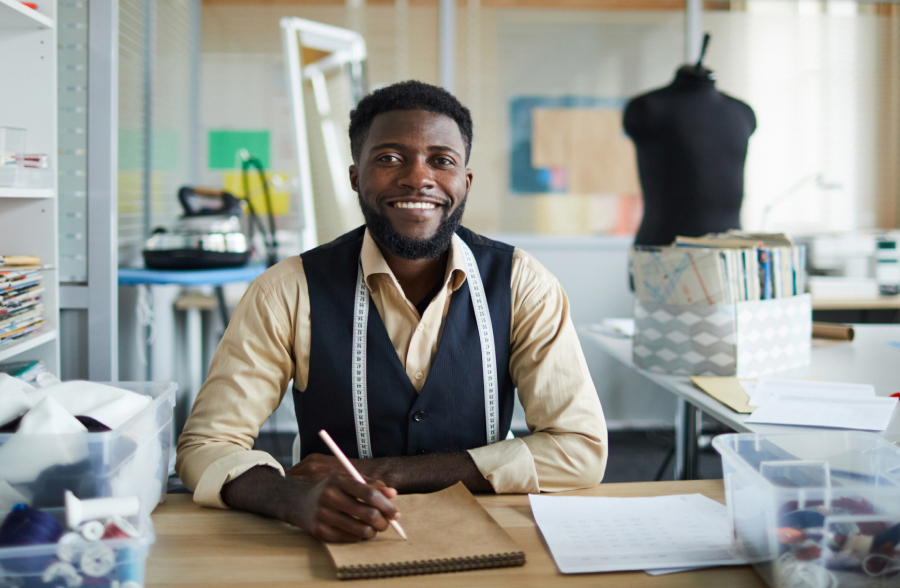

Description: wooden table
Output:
[146,480,767,587]
[581,324,900,480]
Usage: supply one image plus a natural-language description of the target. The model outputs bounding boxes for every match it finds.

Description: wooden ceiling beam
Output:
[202,0,739,11]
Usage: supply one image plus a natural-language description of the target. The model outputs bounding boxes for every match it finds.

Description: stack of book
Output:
[631,232,807,306]
[0,259,46,349]
[0,359,49,383]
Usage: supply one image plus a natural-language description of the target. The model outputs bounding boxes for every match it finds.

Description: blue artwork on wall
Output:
[509,96,628,195]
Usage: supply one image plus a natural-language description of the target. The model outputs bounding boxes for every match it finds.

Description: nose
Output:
[397,156,435,192]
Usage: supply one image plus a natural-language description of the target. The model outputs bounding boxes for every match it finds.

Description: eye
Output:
[376,154,400,163]
[434,156,455,166]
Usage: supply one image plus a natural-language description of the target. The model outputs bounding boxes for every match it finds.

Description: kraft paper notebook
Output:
[325,482,525,580]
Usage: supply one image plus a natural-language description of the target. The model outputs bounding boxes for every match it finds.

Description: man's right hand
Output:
[220,465,400,543]
[291,473,400,542]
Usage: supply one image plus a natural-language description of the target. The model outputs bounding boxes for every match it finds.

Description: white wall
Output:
[498,235,677,430]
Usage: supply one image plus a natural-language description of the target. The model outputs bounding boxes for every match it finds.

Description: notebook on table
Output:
[325,482,525,580]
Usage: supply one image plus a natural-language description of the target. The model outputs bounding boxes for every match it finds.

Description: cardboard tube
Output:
[812,322,855,341]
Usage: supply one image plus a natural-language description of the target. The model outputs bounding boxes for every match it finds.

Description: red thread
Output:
[101,522,130,539]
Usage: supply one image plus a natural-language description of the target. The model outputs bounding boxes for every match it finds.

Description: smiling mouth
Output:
[391,201,439,210]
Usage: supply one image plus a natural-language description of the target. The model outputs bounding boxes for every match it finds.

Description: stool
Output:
[174,293,217,433]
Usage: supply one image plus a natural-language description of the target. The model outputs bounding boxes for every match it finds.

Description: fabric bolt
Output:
[177,227,609,507]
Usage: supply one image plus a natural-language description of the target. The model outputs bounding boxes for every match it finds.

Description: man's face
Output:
[350,109,472,260]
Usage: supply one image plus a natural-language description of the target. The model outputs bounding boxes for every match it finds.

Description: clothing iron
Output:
[142,187,250,270]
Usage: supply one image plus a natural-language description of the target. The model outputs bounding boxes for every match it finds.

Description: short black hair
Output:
[349,80,473,164]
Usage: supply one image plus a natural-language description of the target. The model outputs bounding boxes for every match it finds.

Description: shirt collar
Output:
[360,228,468,293]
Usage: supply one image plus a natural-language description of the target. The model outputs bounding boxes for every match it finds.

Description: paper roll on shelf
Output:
[812,322,855,341]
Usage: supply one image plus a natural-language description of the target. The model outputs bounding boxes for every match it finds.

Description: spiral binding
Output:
[336,551,526,580]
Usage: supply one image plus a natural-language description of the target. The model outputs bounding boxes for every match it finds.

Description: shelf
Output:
[0,327,56,362]
[0,187,54,199]
[0,0,53,29]
[812,297,900,311]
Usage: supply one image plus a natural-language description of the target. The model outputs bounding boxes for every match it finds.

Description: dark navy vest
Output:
[294,225,515,460]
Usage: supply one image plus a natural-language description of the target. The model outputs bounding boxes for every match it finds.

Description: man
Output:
[176,80,608,543]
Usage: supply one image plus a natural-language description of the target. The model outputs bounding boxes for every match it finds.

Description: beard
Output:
[358,194,467,260]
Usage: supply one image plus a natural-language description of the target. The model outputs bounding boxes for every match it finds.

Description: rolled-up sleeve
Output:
[175,259,306,508]
[468,250,608,493]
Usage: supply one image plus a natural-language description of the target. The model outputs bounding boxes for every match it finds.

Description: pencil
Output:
[318,429,408,540]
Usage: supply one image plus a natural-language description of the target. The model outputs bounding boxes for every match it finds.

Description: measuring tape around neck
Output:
[351,237,499,459]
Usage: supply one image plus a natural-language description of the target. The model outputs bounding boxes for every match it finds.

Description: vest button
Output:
[412,411,427,422]
[418,449,428,455]
[414,371,424,380]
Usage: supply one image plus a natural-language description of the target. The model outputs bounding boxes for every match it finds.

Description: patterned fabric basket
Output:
[632,294,812,377]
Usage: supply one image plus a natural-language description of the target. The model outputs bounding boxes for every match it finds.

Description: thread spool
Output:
[42,561,83,588]
[0,503,65,573]
[78,520,105,542]
[862,553,900,577]
[103,515,143,586]
[65,491,140,529]
[57,531,88,563]
[774,552,839,588]
[102,516,140,539]
[80,543,116,577]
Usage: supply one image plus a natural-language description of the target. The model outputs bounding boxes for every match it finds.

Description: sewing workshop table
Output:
[145,479,767,588]
[580,323,900,481]
[812,296,900,323]
[118,265,266,431]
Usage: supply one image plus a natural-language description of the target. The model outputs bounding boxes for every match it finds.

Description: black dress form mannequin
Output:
[624,55,756,246]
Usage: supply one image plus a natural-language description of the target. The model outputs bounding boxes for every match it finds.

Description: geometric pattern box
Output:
[633,294,812,377]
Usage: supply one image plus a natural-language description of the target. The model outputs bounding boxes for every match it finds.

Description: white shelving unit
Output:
[0,0,53,29]
[0,0,59,374]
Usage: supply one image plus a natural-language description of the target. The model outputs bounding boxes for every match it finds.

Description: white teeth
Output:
[394,202,436,209]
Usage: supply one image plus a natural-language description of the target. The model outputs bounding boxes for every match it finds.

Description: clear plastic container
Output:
[0,507,154,588]
[713,432,900,587]
[0,127,25,168]
[0,166,53,189]
[0,382,176,516]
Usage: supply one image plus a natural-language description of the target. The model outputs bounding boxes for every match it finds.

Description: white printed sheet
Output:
[529,493,745,574]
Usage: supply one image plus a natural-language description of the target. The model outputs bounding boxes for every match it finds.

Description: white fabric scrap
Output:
[0,373,34,426]
[17,396,88,434]
[0,479,30,511]
[27,381,152,429]
[0,396,89,484]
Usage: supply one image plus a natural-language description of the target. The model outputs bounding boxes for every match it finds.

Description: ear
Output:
[465,168,473,193]
[349,164,359,192]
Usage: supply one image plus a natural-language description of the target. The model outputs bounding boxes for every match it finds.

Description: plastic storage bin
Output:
[0,382,176,516]
[0,127,25,167]
[0,507,154,588]
[713,432,900,588]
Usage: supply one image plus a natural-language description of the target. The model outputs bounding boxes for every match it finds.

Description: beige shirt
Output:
[176,230,608,508]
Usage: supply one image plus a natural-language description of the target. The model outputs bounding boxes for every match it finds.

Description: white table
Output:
[580,324,900,479]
